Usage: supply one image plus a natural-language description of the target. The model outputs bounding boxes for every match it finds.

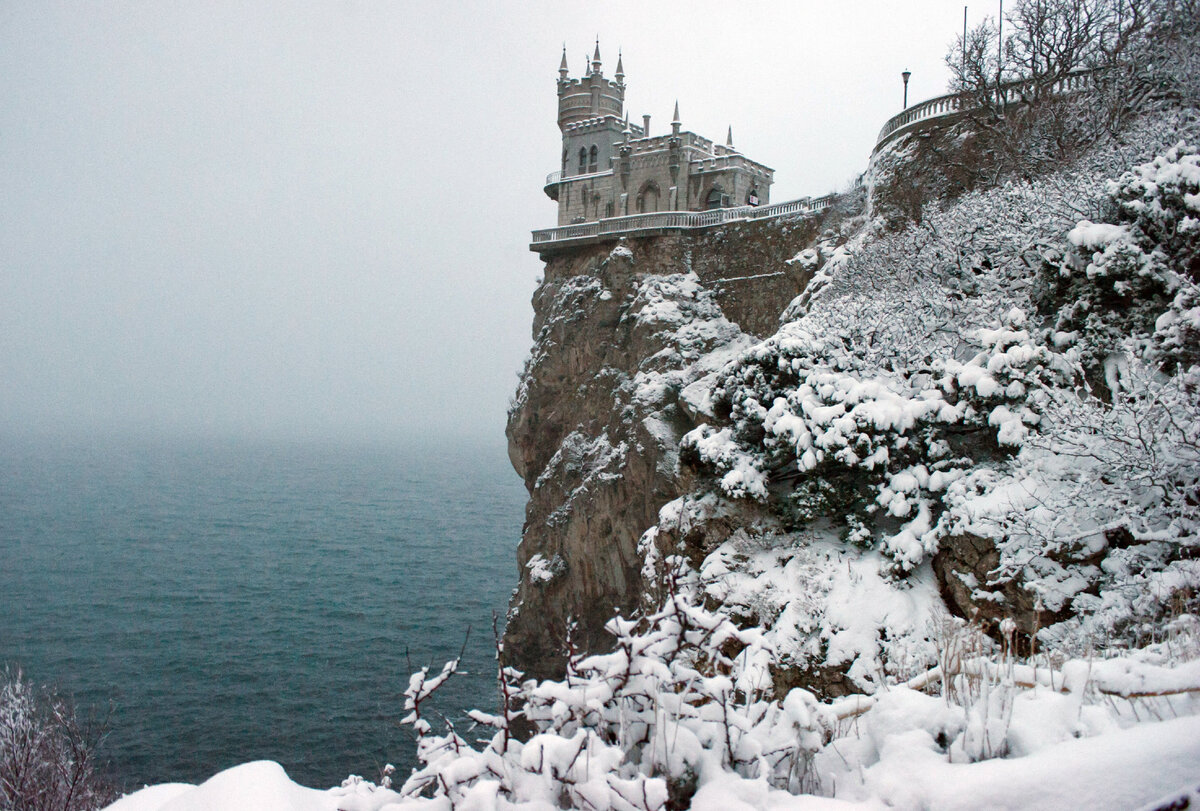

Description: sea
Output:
[0,432,527,792]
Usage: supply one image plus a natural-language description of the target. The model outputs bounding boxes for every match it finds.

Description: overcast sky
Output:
[0,0,988,445]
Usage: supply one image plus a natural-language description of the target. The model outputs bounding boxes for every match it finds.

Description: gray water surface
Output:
[0,433,525,790]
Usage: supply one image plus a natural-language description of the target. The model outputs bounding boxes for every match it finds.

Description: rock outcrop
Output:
[504,218,820,679]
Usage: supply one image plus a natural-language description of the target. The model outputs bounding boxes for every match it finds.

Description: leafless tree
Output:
[948,0,1153,101]
[0,668,116,811]
[936,0,1181,179]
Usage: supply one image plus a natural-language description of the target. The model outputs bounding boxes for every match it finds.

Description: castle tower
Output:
[545,47,774,227]
[556,41,625,130]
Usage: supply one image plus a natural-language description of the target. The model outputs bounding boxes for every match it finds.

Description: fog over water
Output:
[0,0,972,443]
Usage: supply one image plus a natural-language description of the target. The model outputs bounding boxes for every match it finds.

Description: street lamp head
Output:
[902,70,912,85]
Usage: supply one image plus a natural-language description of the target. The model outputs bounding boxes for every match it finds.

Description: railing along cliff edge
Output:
[874,69,1096,153]
[530,193,836,252]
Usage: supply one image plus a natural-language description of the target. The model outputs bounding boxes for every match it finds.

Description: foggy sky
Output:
[0,0,981,444]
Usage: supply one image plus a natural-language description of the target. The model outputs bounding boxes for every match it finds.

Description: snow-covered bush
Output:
[392,557,834,809]
[374,591,1200,811]
[679,305,1075,571]
[0,668,116,811]
[1041,141,1200,373]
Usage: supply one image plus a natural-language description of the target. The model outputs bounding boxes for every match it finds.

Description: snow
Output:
[854,713,1200,810]
[525,553,564,583]
[1066,220,1131,249]
[105,713,1200,811]
[106,762,337,811]
[104,785,195,811]
[1089,656,1200,697]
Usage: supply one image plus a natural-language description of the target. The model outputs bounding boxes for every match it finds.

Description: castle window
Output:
[704,187,724,210]
[578,148,587,174]
[636,181,660,213]
[605,202,614,219]
[588,145,598,173]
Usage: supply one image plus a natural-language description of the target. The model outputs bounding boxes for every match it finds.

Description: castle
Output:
[545,44,774,226]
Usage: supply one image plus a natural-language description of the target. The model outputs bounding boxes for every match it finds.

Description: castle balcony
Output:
[543,168,613,201]
[530,192,837,254]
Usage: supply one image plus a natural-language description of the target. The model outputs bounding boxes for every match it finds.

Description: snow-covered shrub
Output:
[394,558,833,809]
[1111,142,1200,281]
[679,306,1073,572]
[1040,142,1200,374]
[0,668,115,811]
[943,354,1200,646]
[940,308,1075,448]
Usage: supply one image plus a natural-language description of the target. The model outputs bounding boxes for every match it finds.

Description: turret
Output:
[556,40,625,132]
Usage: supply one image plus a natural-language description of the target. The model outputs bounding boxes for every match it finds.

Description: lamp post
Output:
[902,70,912,108]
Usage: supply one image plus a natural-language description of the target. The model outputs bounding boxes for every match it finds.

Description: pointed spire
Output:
[672,100,681,124]
[592,37,602,73]
[615,50,625,81]
[726,126,734,147]
[559,45,569,77]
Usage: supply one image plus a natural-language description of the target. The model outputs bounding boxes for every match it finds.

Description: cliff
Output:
[505,108,1200,693]
[503,217,825,678]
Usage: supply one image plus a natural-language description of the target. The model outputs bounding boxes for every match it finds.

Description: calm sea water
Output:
[0,433,526,790]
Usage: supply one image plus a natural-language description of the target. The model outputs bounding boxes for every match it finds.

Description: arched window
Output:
[578,148,587,174]
[637,181,660,213]
[704,187,724,211]
[588,145,599,173]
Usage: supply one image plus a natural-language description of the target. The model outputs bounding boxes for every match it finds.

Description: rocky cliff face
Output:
[503,218,821,679]
[505,111,1200,692]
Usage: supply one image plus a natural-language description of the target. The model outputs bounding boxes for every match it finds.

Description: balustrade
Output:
[531,192,840,249]
[875,68,1095,151]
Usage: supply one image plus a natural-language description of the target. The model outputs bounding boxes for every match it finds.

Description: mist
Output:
[0,0,976,443]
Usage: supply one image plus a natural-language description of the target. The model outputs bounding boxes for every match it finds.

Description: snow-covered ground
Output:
[107,710,1200,810]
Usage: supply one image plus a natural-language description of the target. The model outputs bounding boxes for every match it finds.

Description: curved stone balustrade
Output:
[875,91,967,150]
[530,192,837,253]
[874,69,1096,153]
[545,168,614,186]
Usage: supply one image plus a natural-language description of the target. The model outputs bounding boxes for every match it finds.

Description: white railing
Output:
[530,192,838,247]
[545,168,614,188]
[875,69,1096,152]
